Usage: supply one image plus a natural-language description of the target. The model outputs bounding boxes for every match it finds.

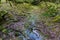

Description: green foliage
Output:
[42,4,58,17]
[0,25,9,34]
[40,2,60,23]
[0,0,60,40]
[0,10,7,23]
[24,23,30,28]
[2,29,8,34]
[15,3,33,14]
[31,0,41,5]
[15,0,24,3]
[0,25,5,31]
[25,0,34,3]
[15,32,19,36]
[0,11,7,17]
[9,0,33,3]
[1,0,6,3]
[52,15,60,22]
[9,0,40,5]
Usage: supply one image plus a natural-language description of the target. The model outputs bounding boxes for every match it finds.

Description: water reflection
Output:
[18,27,43,40]
[24,13,43,40]
[25,29,43,40]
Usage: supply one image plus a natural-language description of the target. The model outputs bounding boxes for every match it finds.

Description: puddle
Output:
[25,29,43,40]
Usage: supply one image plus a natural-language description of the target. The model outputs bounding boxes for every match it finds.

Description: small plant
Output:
[42,5,58,17]
[2,29,8,34]
[0,25,5,31]
[0,10,8,24]
[52,15,60,22]
[15,32,19,36]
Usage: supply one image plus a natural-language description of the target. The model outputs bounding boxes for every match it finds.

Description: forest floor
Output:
[0,1,60,40]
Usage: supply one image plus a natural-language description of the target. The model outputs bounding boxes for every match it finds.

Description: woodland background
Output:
[0,0,60,40]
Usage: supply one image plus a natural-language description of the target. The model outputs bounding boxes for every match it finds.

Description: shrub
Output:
[42,5,58,17]
[9,0,41,5]
[15,0,24,3]
[25,0,34,3]
[0,10,7,23]
[0,25,5,31]
[31,0,41,5]
[52,15,60,22]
